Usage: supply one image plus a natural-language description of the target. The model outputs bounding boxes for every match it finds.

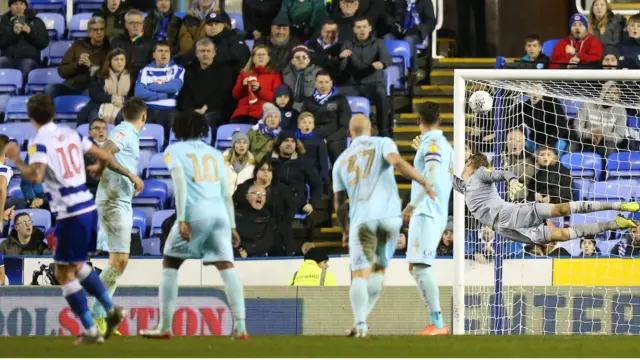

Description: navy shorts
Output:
[0,250,4,267]
[54,210,98,264]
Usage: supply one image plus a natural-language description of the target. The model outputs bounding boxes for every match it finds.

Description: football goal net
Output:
[452,69,640,335]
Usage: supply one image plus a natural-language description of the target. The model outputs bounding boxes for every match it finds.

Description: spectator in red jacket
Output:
[231,45,282,124]
[550,13,603,69]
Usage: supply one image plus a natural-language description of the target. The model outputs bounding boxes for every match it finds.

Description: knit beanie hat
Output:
[231,131,249,146]
[9,0,27,7]
[602,45,621,60]
[570,13,589,30]
[261,102,281,121]
[274,84,292,100]
[276,129,296,145]
[304,248,329,264]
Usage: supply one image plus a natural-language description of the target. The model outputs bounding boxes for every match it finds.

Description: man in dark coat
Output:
[519,92,569,148]
[0,213,50,255]
[201,12,250,78]
[242,0,282,40]
[93,0,130,40]
[309,19,344,81]
[110,9,156,80]
[234,184,276,258]
[530,146,573,204]
[255,13,302,72]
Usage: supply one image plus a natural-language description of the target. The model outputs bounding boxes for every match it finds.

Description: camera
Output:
[30,262,58,286]
[11,15,26,26]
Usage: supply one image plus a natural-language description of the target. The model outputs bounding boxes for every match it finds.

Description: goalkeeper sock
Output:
[90,265,120,319]
[158,268,179,332]
[77,264,113,317]
[412,265,444,329]
[350,277,369,327]
[220,268,246,334]
[569,201,620,214]
[568,221,618,239]
[62,279,96,334]
[366,273,384,316]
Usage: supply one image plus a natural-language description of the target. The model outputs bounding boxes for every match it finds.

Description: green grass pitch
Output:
[0,336,638,357]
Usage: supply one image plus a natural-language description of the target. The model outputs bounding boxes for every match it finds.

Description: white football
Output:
[469,91,493,114]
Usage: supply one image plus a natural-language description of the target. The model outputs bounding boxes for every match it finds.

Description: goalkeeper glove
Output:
[508,179,525,200]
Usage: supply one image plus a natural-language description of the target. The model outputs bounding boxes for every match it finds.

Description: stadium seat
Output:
[174,11,186,19]
[606,152,640,178]
[26,68,63,93]
[6,151,27,179]
[37,13,65,40]
[132,209,147,237]
[384,39,411,73]
[347,96,371,117]
[11,209,52,232]
[560,152,603,181]
[47,41,74,66]
[215,124,253,149]
[560,99,581,118]
[30,0,65,14]
[0,69,23,95]
[384,66,401,95]
[75,0,103,13]
[584,179,637,202]
[0,123,35,149]
[138,149,153,177]
[246,39,254,51]
[142,237,161,256]
[140,124,165,152]
[228,12,244,30]
[68,13,93,40]
[169,126,212,145]
[133,180,168,223]
[628,115,640,129]
[146,153,174,198]
[542,39,560,57]
[54,95,89,122]
[7,179,22,198]
[76,123,115,138]
[150,209,175,237]
[4,96,31,122]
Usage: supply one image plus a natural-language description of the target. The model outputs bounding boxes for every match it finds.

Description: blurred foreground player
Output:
[139,112,247,340]
[5,94,128,344]
[0,134,17,286]
[333,114,435,337]
[402,103,453,335]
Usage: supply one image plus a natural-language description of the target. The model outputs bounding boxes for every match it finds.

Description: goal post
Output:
[452,69,640,336]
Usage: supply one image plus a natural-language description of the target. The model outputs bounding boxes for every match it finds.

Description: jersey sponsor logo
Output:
[116,131,126,141]
[164,153,171,166]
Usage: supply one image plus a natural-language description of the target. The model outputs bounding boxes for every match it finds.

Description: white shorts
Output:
[348,217,402,272]
[406,214,446,265]
[96,201,132,254]
[163,216,233,262]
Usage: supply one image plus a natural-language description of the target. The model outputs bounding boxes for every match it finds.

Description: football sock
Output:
[77,264,113,319]
[569,221,618,239]
[569,201,620,213]
[366,273,384,316]
[412,265,444,329]
[220,268,246,334]
[89,265,120,319]
[158,268,178,332]
[350,277,369,328]
[62,279,97,335]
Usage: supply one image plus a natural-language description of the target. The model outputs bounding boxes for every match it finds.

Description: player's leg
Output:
[349,223,376,337]
[551,215,638,241]
[204,218,247,339]
[406,214,448,335]
[540,201,640,218]
[366,217,402,316]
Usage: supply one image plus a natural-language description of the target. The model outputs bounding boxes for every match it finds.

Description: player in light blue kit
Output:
[333,115,435,338]
[91,98,145,335]
[139,111,247,340]
[402,103,453,335]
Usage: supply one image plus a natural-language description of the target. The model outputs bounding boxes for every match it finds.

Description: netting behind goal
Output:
[454,70,640,335]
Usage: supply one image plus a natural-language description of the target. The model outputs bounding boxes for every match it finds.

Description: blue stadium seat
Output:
[169,126,212,145]
[0,69,23,95]
[11,209,52,232]
[47,41,74,66]
[77,123,115,138]
[133,180,168,223]
[75,0,103,13]
[229,12,244,30]
[30,0,65,14]
[384,39,411,72]
[384,66,401,95]
[4,96,31,122]
[142,237,161,255]
[1,123,35,149]
[606,152,640,178]
[26,68,63,93]
[37,13,65,40]
[146,153,174,198]
[628,115,640,129]
[584,179,637,202]
[132,209,147,237]
[246,39,254,51]
[140,124,165,152]
[347,96,371,117]
[54,95,89,122]
[560,152,603,181]
[215,124,253,149]
[415,35,429,50]
[150,209,175,237]
[138,149,153,177]
[174,11,186,19]
[68,13,93,40]
[560,99,581,118]
[542,39,560,57]
[7,179,22,198]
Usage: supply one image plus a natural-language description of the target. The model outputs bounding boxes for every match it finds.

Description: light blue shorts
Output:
[96,201,132,254]
[163,216,233,262]
[349,217,402,272]
[406,214,446,265]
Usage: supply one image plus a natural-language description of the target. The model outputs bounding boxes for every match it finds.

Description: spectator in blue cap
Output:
[550,13,603,69]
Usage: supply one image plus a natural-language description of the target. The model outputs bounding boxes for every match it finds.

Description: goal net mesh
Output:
[461,78,640,335]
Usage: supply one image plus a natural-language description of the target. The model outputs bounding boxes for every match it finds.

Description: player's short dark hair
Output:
[418,102,440,126]
[353,16,369,25]
[154,40,171,53]
[467,153,489,170]
[27,94,55,125]
[0,134,9,155]
[315,70,332,80]
[89,118,107,130]
[525,34,541,44]
[173,111,209,141]
[122,97,147,121]
[14,212,30,226]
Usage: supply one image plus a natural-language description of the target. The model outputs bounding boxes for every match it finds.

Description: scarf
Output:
[317,36,338,50]
[258,122,281,137]
[313,86,337,105]
[232,156,246,173]
[404,0,422,29]
[130,32,144,43]
[154,11,171,41]
[191,0,216,20]
[99,69,131,124]
[619,236,628,256]
[295,129,315,139]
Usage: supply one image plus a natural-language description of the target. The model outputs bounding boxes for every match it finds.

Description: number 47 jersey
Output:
[164,140,228,223]
[28,122,96,220]
[332,136,402,229]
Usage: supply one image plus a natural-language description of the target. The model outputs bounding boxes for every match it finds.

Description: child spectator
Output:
[602,46,621,69]
[248,103,282,161]
[520,34,549,68]
[617,13,640,70]
[94,0,130,40]
[436,217,453,256]
[578,236,599,257]
[589,0,625,47]
[20,155,48,210]
[274,85,299,130]
[550,14,603,69]
[530,146,573,204]
[296,112,330,191]
[223,131,256,196]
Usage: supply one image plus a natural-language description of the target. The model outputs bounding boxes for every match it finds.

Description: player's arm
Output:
[87,141,144,193]
[452,176,466,194]
[385,152,436,200]
[12,158,46,185]
[407,148,443,210]
[334,190,349,233]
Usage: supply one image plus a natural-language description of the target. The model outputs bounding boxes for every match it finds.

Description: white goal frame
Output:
[451,69,640,335]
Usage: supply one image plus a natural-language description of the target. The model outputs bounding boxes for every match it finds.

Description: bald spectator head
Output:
[349,114,373,138]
